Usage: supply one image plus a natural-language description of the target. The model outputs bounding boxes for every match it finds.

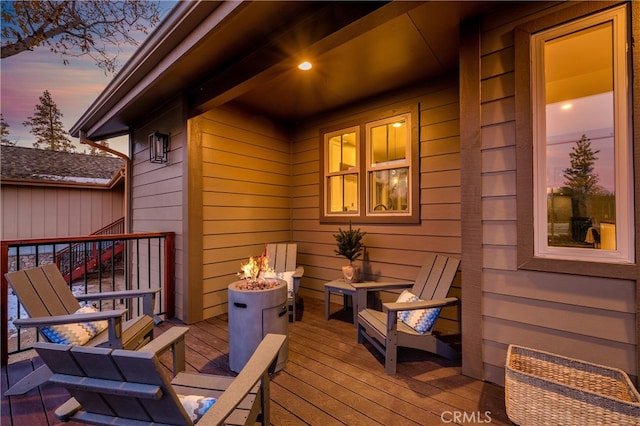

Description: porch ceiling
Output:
[71,1,499,139]
[225,1,498,123]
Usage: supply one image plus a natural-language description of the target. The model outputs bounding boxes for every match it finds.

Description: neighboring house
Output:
[0,145,125,240]
[69,1,639,385]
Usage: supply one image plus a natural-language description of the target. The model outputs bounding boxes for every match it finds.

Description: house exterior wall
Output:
[195,105,292,320]
[290,77,463,335]
[461,1,638,384]
[1,184,124,240]
[130,101,187,320]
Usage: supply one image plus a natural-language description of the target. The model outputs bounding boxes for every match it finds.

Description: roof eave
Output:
[70,0,236,139]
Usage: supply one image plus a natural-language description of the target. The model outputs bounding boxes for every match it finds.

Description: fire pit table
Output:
[228,279,288,373]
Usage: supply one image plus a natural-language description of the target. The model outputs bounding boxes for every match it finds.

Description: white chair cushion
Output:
[395,290,441,334]
[178,394,216,423]
[40,305,108,345]
[277,270,296,296]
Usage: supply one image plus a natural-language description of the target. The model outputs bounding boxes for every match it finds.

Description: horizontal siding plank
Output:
[422,203,461,220]
[202,192,289,208]
[202,219,291,236]
[482,316,637,377]
[480,47,515,79]
[483,292,635,345]
[203,163,290,186]
[482,268,635,313]
[482,197,516,221]
[202,206,290,220]
[422,187,461,204]
[480,97,515,127]
[422,119,460,140]
[481,72,515,102]
[422,136,461,156]
[481,146,516,173]
[482,171,516,197]
[482,221,517,246]
[422,170,461,188]
[482,121,516,150]
[203,177,291,197]
[483,245,517,271]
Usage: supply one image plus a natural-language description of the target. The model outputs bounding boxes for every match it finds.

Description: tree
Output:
[87,139,112,156]
[1,1,161,73]
[0,113,15,146]
[563,134,600,220]
[23,90,75,152]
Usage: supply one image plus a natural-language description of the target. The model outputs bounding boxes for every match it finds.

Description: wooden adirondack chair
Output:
[354,254,461,374]
[34,332,287,425]
[4,263,158,396]
[266,243,304,322]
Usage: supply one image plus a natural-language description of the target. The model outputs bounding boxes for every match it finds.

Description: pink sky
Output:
[1,2,176,154]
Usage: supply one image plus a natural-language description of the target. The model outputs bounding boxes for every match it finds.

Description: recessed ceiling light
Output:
[298,61,312,71]
[561,103,573,110]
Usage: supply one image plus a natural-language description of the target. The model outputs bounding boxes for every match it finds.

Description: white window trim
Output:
[324,125,360,217]
[532,5,633,264]
[365,113,412,217]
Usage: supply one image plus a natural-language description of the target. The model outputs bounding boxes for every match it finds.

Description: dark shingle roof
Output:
[0,145,125,185]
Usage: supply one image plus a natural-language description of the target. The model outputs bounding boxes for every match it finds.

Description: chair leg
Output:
[3,364,53,396]
[385,331,398,375]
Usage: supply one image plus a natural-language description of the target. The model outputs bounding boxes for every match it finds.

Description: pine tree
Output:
[87,140,111,156]
[22,90,75,152]
[0,113,15,146]
[563,134,600,218]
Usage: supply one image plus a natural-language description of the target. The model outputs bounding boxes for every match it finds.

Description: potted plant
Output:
[333,221,366,283]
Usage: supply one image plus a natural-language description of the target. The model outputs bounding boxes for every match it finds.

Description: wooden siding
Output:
[1,184,123,240]
[196,105,292,320]
[469,1,638,384]
[290,79,463,336]
[131,101,187,320]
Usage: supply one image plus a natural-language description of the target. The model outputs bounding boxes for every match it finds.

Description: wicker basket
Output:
[505,345,640,425]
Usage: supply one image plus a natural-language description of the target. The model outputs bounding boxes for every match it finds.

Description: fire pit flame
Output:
[236,248,278,291]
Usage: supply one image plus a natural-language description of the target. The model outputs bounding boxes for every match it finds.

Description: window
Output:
[366,114,411,215]
[325,126,360,214]
[321,107,418,223]
[531,6,633,263]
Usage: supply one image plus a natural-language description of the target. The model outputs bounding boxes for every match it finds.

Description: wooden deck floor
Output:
[1,297,511,425]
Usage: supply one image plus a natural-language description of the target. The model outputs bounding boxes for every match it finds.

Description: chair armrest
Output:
[76,288,159,317]
[75,288,159,300]
[13,309,127,328]
[351,281,414,291]
[384,297,458,312]
[140,326,189,374]
[198,334,287,426]
[353,281,413,313]
[293,266,304,278]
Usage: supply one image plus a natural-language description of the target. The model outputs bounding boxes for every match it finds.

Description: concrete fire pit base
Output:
[228,279,288,373]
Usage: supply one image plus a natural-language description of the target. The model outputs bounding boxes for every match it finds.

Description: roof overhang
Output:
[71,1,499,140]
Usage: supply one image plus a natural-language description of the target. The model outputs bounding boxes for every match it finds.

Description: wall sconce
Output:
[149,131,169,164]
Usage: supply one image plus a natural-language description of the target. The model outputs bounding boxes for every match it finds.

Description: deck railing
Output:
[0,231,175,365]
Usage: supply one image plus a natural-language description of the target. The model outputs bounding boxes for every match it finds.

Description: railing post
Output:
[1,242,9,366]
[164,233,175,319]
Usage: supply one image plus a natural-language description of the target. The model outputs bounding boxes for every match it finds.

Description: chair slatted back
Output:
[7,264,80,318]
[266,243,297,273]
[411,254,460,301]
[35,343,192,425]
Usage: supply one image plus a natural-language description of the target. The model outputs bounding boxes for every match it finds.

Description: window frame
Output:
[515,1,638,277]
[365,113,413,217]
[324,125,361,215]
[320,105,419,224]
[531,6,633,263]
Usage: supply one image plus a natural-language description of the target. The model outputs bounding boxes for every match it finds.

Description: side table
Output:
[324,279,357,325]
